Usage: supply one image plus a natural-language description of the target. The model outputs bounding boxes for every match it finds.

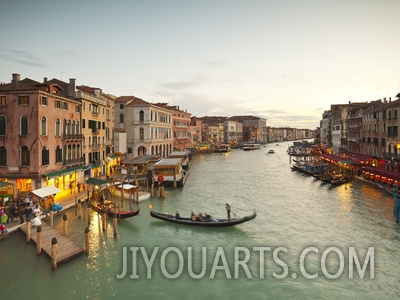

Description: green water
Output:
[1,142,399,299]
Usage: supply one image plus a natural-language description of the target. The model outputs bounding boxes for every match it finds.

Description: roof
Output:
[155,158,182,167]
[362,166,400,181]
[115,95,149,106]
[122,155,161,164]
[32,186,61,198]
[169,151,191,157]
[86,177,107,186]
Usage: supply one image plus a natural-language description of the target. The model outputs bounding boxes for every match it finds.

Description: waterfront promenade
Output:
[3,188,89,236]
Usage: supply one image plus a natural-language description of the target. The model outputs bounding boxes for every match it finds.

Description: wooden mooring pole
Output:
[51,237,58,270]
[36,226,42,255]
[62,213,68,236]
[26,220,31,243]
[77,199,82,219]
[84,227,89,254]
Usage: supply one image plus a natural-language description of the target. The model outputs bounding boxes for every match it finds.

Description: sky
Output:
[1,0,400,129]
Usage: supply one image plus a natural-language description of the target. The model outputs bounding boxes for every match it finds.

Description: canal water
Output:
[1,141,399,299]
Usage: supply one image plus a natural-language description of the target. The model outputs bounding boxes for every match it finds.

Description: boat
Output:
[268,149,275,154]
[89,198,140,219]
[216,144,231,152]
[108,182,151,202]
[153,157,189,187]
[242,143,261,150]
[149,206,256,227]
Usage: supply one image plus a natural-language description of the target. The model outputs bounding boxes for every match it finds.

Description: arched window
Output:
[41,116,47,136]
[0,116,6,136]
[72,121,76,134]
[55,145,62,163]
[55,118,60,136]
[140,127,144,140]
[21,146,30,166]
[76,121,80,134]
[0,146,6,166]
[140,110,144,122]
[120,113,124,123]
[63,120,67,135]
[41,146,49,166]
[21,115,28,136]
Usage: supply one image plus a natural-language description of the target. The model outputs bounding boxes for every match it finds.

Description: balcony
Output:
[383,151,400,160]
[63,157,85,167]
[62,133,83,141]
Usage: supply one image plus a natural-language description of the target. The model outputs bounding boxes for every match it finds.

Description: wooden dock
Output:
[20,223,84,265]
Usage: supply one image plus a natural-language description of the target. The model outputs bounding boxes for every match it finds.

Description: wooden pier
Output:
[20,223,84,265]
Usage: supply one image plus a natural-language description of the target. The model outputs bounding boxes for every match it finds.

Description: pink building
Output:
[0,74,82,197]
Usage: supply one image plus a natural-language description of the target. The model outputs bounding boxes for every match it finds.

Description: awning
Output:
[45,165,84,179]
[362,167,400,181]
[32,186,61,198]
[86,177,107,186]
[0,181,13,190]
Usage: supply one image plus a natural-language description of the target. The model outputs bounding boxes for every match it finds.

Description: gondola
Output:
[89,198,139,219]
[149,206,256,227]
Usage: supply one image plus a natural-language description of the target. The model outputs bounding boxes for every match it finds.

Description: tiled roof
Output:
[115,95,150,106]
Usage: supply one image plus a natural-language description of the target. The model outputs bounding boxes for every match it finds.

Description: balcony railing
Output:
[63,157,85,167]
[383,151,400,159]
[62,133,83,141]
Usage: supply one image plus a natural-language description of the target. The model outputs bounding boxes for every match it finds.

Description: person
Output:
[191,212,196,221]
[30,215,42,228]
[225,203,231,221]
[77,183,81,193]
[175,211,180,219]
[24,204,32,222]
[13,204,19,222]
[69,183,73,194]
[18,204,24,224]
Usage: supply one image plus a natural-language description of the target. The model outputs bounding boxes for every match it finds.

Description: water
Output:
[1,141,399,299]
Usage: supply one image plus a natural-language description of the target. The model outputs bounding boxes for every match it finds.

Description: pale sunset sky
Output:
[1,0,399,129]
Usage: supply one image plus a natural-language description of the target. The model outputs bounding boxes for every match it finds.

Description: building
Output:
[0,73,83,196]
[154,103,191,151]
[114,96,173,159]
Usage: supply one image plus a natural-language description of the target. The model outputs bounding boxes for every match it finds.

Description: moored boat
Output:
[89,198,140,219]
[242,143,261,150]
[149,205,256,227]
[268,149,275,154]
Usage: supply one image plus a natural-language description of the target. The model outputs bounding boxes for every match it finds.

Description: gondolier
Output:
[225,203,231,221]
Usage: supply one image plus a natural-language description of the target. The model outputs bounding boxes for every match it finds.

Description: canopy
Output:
[32,186,61,198]
[86,177,107,186]
[115,183,136,190]
[0,181,13,190]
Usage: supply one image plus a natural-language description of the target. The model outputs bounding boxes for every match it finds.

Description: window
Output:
[55,145,62,163]
[40,96,48,106]
[120,113,124,123]
[63,102,68,110]
[20,115,28,136]
[41,116,47,136]
[21,146,30,166]
[140,127,144,139]
[41,146,49,166]
[0,95,6,105]
[56,118,60,136]
[55,100,61,108]
[18,95,29,105]
[0,116,6,136]
[140,110,144,121]
[120,104,124,109]
[82,119,86,129]
[0,147,6,166]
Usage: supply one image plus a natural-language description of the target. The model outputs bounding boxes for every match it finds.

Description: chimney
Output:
[11,73,20,84]
[68,78,76,97]
[43,77,48,83]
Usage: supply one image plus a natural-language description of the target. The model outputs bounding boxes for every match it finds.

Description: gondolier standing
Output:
[225,203,231,221]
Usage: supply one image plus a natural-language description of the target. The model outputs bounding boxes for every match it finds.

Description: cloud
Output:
[0,48,47,68]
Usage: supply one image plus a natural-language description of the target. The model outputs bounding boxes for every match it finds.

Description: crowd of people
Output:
[0,195,46,235]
